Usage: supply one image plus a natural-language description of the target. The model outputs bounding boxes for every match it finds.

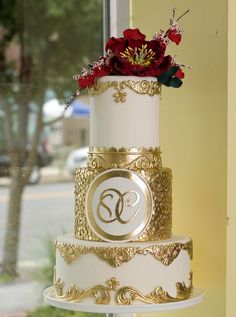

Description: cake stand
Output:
[43,286,203,317]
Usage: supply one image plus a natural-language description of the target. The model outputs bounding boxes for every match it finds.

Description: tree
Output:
[0,0,103,276]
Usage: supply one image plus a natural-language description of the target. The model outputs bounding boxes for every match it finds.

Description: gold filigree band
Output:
[55,239,192,267]
[74,167,172,241]
[88,147,162,170]
[88,80,161,102]
[54,270,192,305]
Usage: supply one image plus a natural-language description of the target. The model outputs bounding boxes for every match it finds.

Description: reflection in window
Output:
[0,0,103,315]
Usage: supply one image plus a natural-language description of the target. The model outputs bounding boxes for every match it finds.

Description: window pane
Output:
[0,0,103,314]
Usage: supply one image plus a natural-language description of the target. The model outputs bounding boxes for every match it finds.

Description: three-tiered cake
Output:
[53,76,193,306]
[51,14,195,307]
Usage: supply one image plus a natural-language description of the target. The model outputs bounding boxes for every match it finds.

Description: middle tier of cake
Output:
[74,147,172,242]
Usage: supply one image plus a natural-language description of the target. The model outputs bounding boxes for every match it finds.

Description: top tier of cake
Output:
[89,76,161,148]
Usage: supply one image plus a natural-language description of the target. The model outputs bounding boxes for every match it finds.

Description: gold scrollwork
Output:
[88,80,161,102]
[55,239,192,267]
[54,268,64,296]
[54,277,119,304]
[53,271,192,305]
[87,146,162,170]
[116,274,192,305]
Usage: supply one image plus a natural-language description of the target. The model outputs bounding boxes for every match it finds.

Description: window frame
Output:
[103,0,130,48]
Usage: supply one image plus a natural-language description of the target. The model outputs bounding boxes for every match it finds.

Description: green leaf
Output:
[157,73,171,85]
[169,77,183,88]
[157,66,183,88]
[168,66,180,76]
[157,66,180,85]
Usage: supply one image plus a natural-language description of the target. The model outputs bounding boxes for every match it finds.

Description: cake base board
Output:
[43,286,203,313]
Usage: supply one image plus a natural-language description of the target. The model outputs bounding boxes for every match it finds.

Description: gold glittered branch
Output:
[88,80,161,102]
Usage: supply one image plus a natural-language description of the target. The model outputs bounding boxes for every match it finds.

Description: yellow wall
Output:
[227,0,236,316]
[131,1,227,316]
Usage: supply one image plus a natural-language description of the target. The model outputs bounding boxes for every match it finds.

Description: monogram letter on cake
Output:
[97,189,140,225]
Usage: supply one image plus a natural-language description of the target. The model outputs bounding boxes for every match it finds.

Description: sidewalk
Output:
[0,260,47,315]
[0,313,27,317]
[0,281,43,315]
[0,166,71,315]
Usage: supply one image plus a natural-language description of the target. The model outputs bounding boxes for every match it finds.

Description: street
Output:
[0,182,74,263]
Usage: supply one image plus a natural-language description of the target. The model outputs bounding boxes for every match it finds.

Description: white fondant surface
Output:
[55,234,192,305]
[90,76,160,148]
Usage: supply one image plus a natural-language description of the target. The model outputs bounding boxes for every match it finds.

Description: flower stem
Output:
[172,7,176,19]
[177,8,190,22]
[65,91,80,109]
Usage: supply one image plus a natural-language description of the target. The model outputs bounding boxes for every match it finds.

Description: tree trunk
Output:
[0,0,48,277]
[1,92,44,277]
[1,101,44,276]
[1,17,46,275]
[1,158,25,276]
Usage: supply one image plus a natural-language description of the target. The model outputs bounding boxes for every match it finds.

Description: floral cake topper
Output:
[67,8,190,108]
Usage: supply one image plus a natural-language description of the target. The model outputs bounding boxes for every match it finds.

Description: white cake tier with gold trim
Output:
[90,76,161,148]
[54,234,193,306]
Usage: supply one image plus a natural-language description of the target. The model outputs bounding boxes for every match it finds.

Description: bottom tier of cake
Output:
[54,234,193,306]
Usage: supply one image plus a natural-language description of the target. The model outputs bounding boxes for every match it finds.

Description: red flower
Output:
[93,65,111,77]
[77,74,95,89]
[105,37,126,54]
[105,28,169,77]
[123,28,146,40]
[156,55,172,74]
[108,55,144,76]
[73,20,189,93]
[175,68,185,78]
[167,28,182,45]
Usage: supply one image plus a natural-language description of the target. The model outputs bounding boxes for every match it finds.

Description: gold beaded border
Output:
[55,239,192,267]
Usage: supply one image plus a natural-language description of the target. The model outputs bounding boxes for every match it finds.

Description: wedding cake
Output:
[52,10,194,307]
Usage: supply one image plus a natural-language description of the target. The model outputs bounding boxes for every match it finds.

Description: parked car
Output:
[0,103,54,184]
[66,146,89,175]
[0,135,53,184]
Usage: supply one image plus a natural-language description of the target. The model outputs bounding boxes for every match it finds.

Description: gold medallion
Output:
[86,169,153,242]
